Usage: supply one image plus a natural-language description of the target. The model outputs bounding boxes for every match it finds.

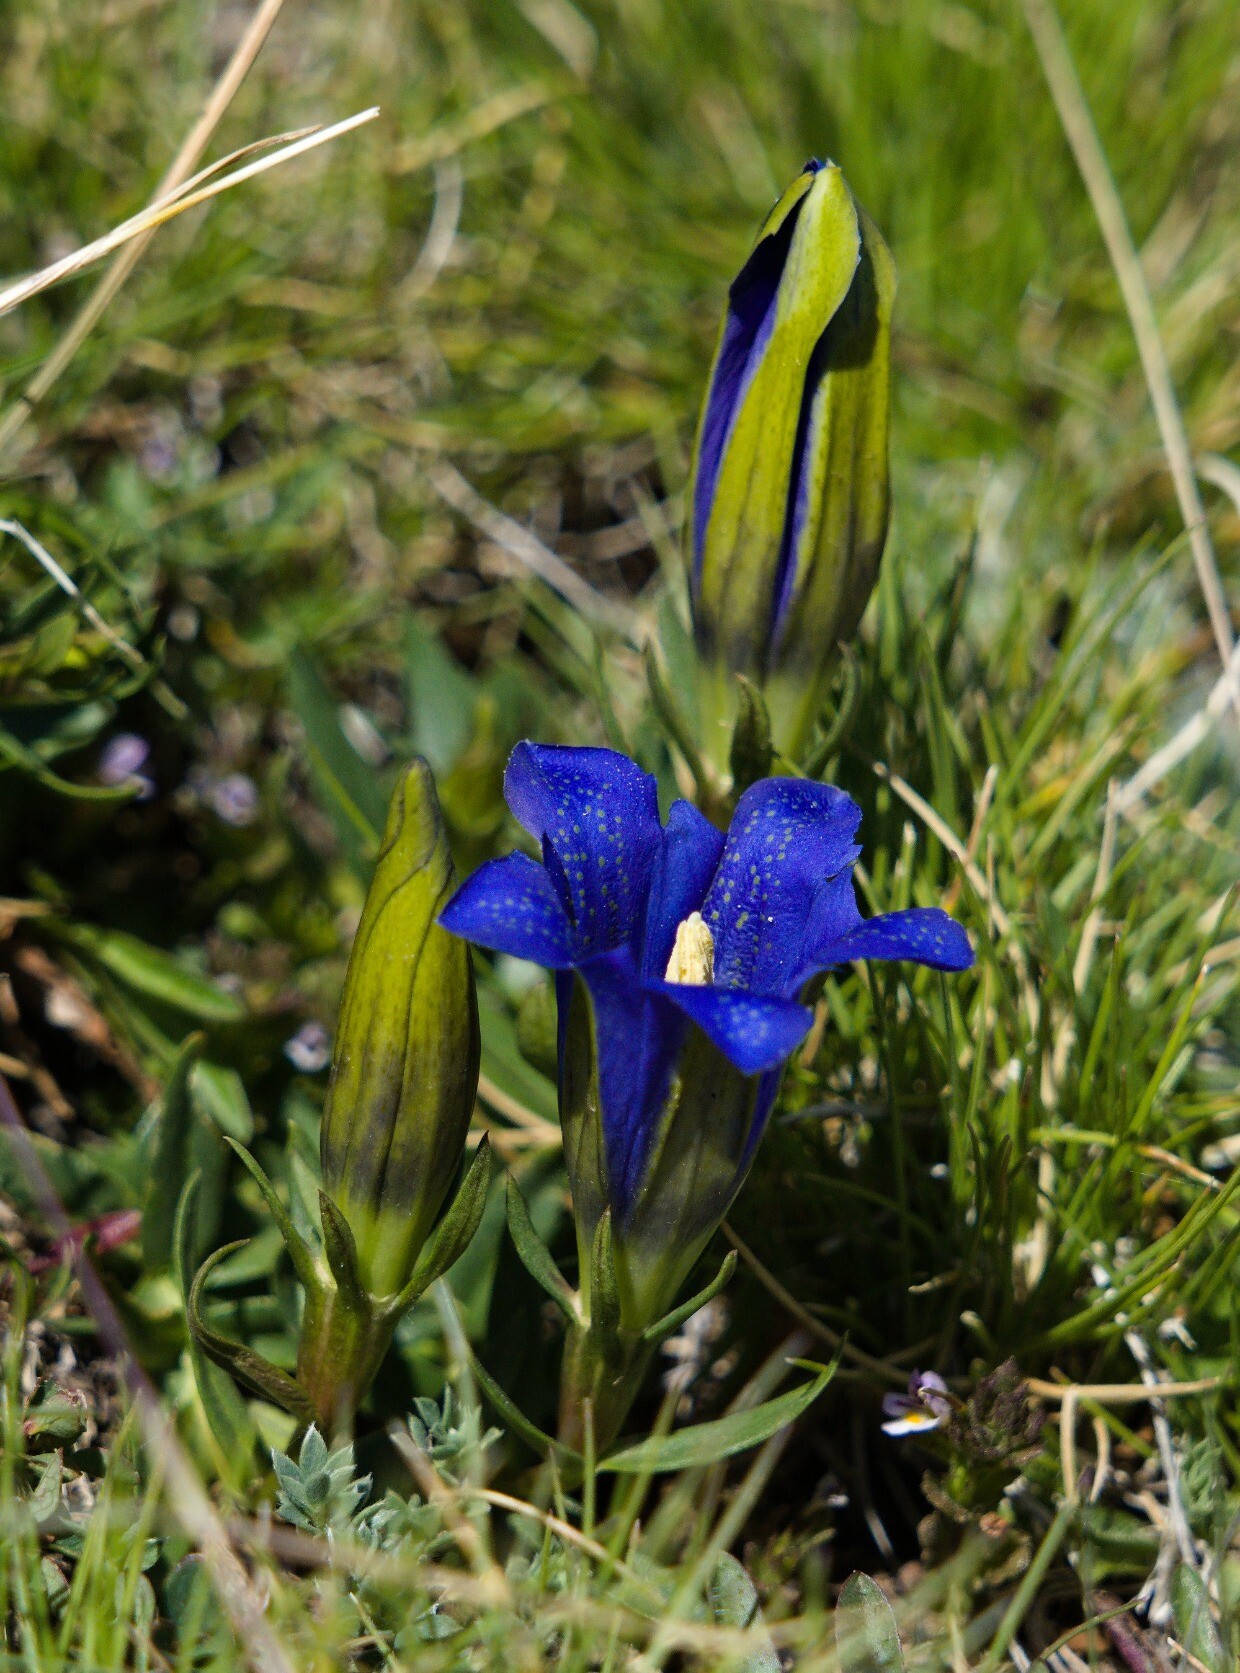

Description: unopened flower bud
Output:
[320,760,479,1298]
[689,160,895,764]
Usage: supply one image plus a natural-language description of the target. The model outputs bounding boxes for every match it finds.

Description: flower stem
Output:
[557,1317,652,1457]
[295,1282,395,1437]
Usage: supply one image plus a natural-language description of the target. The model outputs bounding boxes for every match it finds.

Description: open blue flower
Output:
[441,744,972,1234]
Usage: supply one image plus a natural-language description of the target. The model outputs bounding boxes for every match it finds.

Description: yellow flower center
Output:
[663,912,715,985]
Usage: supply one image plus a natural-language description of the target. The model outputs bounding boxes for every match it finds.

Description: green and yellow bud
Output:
[320,759,480,1299]
[688,159,895,768]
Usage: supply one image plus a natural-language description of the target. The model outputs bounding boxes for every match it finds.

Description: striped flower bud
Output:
[689,160,895,765]
[320,760,479,1299]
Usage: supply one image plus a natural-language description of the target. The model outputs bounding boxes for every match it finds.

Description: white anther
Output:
[663,912,714,985]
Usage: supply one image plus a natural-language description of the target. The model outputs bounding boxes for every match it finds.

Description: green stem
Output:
[295,1282,396,1436]
[975,1499,1075,1673]
[557,1317,652,1457]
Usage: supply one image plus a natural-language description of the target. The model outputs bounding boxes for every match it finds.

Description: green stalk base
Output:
[557,1318,653,1457]
[296,1283,395,1436]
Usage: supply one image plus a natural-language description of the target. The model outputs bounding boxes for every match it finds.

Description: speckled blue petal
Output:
[652,982,813,1075]
[790,869,862,988]
[504,743,662,959]
[640,799,726,981]
[580,950,687,1219]
[821,906,974,972]
[439,853,575,968]
[703,777,861,996]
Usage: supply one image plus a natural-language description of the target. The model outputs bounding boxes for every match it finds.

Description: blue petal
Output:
[652,982,812,1075]
[820,906,975,972]
[703,777,861,997]
[691,195,812,587]
[503,743,662,959]
[439,854,576,968]
[640,799,726,981]
[579,951,687,1219]
[790,869,861,986]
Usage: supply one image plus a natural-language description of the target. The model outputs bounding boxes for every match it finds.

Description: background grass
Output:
[1,0,1239,1667]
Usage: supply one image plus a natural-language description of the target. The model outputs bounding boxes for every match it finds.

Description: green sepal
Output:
[599,1352,839,1474]
[728,678,773,794]
[318,1190,366,1310]
[641,1250,737,1346]
[389,1136,493,1315]
[643,641,710,799]
[587,1208,622,1352]
[470,1350,584,1478]
[506,1175,577,1323]
[188,1242,314,1422]
[223,1137,322,1296]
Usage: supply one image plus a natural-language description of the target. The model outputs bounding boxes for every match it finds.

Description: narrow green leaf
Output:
[0,719,131,801]
[506,1175,576,1320]
[470,1349,583,1476]
[642,1251,736,1345]
[188,1242,314,1422]
[287,647,388,871]
[223,1137,321,1295]
[644,641,709,797]
[59,924,244,1020]
[601,1355,838,1474]
[142,1033,205,1269]
[190,1062,254,1144]
[404,617,476,774]
[173,1176,257,1480]
[28,1453,63,1524]
[835,1572,905,1673]
[477,985,558,1121]
[802,646,862,777]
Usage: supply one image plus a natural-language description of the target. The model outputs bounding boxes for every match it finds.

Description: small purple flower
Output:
[98,733,155,800]
[881,1370,953,1437]
[208,773,259,827]
[284,1020,331,1074]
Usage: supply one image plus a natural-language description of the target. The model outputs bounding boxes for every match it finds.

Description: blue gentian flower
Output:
[442,743,972,1325]
[689,159,895,765]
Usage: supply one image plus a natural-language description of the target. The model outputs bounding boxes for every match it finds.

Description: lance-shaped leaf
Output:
[599,1353,838,1473]
[174,1175,258,1481]
[188,1242,314,1422]
[142,1032,205,1270]
[505,1174,577,1322]
[641,1249,736,1345]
